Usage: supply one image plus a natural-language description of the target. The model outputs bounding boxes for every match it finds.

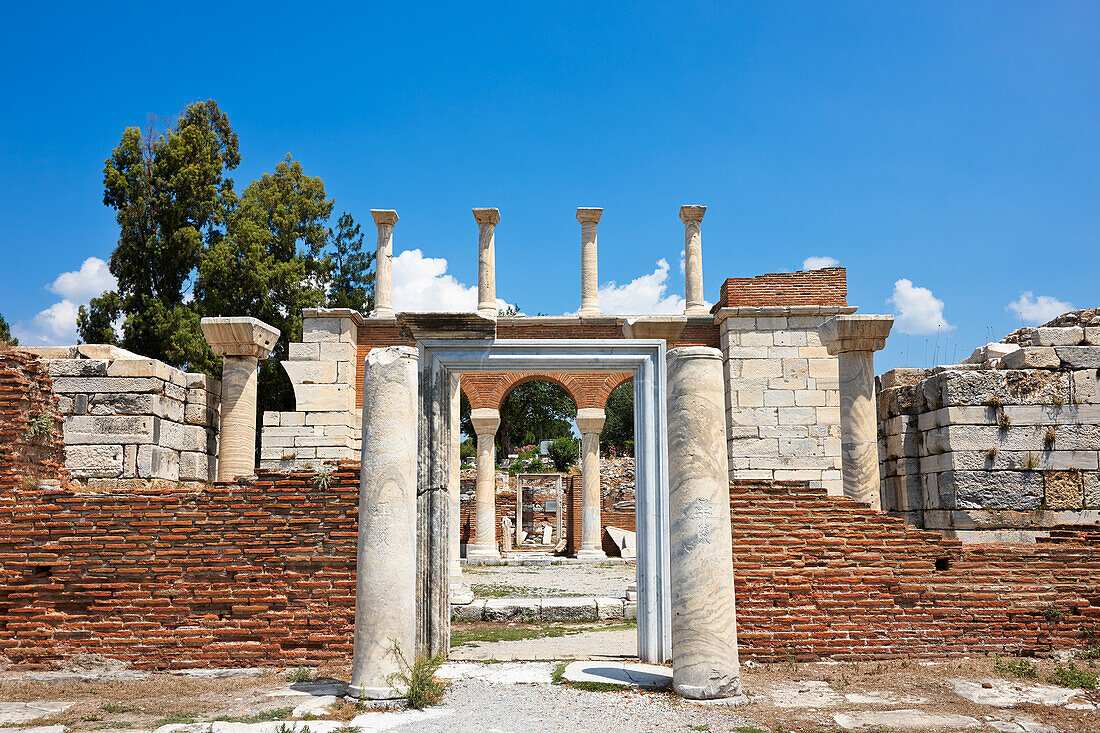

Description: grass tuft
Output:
[386,641,447,709]
[1050,661,1098,690]
[285,666,312,682]
[994,656,1038,679]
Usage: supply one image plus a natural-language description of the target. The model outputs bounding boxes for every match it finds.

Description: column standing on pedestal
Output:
[350,346,419,699]
[370,209,398,318]
[577,207,602,316]
[817,315,894,508]
[200,317,280,482]
[474,208,500,318]
[680,205,708,315]
[468,408,501,560]
[575,407,607,559]
[666,346,745,702]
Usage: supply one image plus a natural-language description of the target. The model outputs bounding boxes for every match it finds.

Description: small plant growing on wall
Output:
[313,465,335,491]
[984,447,999,462]
[998,411,1012,432]
[1024,452,1040,470]
[1044,427,1057,449]
[984,395,1004,410]
[24,411,55,441]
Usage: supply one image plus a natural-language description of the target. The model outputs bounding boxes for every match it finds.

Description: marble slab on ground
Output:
[834,709,981,729]
[952,678,1094,709]
[0,703,74,724]
[448,626,636,661]
[264,682,348,698]
[561,661,671,689]
[290,695,339,718]
[169,668,265,679]
[154,710,454,733]
[436,662,554,685]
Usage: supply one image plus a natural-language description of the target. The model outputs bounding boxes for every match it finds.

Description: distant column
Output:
[680,205,707,315]
[474,208,500,318]
[817,315,894,508]
[577,207,602,316]
[349,346,419,700]
[467,408,501,560]
[370,209,398,318]
[666,346,745,703]
[200,317,280,482]
[576,408,607,559]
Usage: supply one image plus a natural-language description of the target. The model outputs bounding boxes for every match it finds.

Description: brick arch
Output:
[597,373,633,410]
[459,371,634,411]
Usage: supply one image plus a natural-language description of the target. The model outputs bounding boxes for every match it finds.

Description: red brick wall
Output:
[0,350,66,488]
[716,267,848,310]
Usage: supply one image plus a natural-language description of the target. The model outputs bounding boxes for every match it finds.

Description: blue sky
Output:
[1,2,1097,371]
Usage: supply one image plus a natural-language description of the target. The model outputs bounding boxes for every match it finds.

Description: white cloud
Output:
[391,249,512,313]
[1006,291,1074,325]
[679,249,686,275]
[12,300,80,346]
[48,257,116,303]
[802,255,839,270]
[888,279,954,335]
[595,259,691,315]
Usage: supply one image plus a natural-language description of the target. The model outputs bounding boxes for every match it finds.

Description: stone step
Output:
[452,596,637,622]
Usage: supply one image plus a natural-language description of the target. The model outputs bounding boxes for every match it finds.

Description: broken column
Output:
[818,315,894,508]
[200,316,280,482]
[576,407,607,559]
[666,346,744,702]
[467,407,501,560]
[370,209,398,318]
[577,207,602,316]
[350,346,419,700]
[474,208,500,318]
[680,205,708,315]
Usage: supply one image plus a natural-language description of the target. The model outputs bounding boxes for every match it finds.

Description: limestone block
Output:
[160,421,211,452]
[760,425,809,438]
[318,342,357,363]
[51,376,163,394]
[452,601,486,622]
[764,390,794,407]
[922,450,1097,473]
[1055,346,1100,369]
[67,444,124,478]
[739,332,773,348]
[735,390,764,407]
[317,446,356,460]
[186,387,218,409]
[1000,347,1060,370]
[595,598,627,620]
[1072,370,1099,403]
[185,372,219,391]
[279,411,306,426]
[305,411,356,426]
[540,598,597,622]
[928,370,1069,408]
[1045,470,1084,509]
[289,342,321,361]
[939,470,1043,510]
[1034,327,1084,346]
[484,598,541,622]
[303,316,355,344]
[756,316,788,330]
[137,445,180,480]
[933,423,1100,452]
[741,359,782,378]
[184,402,217,427]
[1085,472,1100,508]
[1085,326,1100,345]
[770,377,807,391]
[164,382,186,402]
[337,361,355,385]
[294,383,354,412]
[179,451,215,481]
[773,331,807,347]
[727,346,770,359]
[767,346,802,359]
[47,359,108,377]
[719,316,757,332]
[106,358,173,380]
[262,411,279,426]
[283,360,338,385]
[777,407,817,425]
[815,406,841,424]
[728,407,779,427]
[89,393,183,422]
[794,389,826,407]
[64,415,157,444]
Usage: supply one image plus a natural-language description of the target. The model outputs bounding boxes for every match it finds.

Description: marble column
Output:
[680,205,707,315]
[575,407,607,559]
[448,374,473,603]
[350,346,419,700]
[817,315,894,509]
[666,346,744,703]
[474,208,500,318]
[200,317,280,482]
[370,209,398,318]
[467,407,501,560]
[577,207,602,316]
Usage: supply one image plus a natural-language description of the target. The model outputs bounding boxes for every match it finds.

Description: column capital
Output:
[818,314,894,355]
[679,204,707,224]
[576,207,603,224]
[576,407,606,435]
[470,407,501,434]
[200,317,280,359]
[370,209,399,227]
[473,207,501,226]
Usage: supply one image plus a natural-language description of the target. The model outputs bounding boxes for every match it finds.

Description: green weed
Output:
[386,641,447,709]
[1050,661,1099,689]
[994,656,1038,679]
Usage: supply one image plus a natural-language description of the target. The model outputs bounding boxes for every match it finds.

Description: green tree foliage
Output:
[547,436,579,471]
[0,313,17,346]
[326,213,375,312]
[600,381,634,454]
[497,381,576,457]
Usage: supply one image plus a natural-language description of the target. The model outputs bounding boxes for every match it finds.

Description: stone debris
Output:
[767,680,846,708]
[289,695,339,718]
[605,526,636,558]
[985,714,1059,733]
[0,703,75,725]
[153,712,455,733]
[436,661,554,685]
[169,668,265,679]
[834,708,981,729]
[843,691,931,705]
[951,677,1093,709]
[454,596,635,622]
[561,661,671,689]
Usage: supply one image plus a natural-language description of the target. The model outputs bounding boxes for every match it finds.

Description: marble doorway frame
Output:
[422,338,672,663]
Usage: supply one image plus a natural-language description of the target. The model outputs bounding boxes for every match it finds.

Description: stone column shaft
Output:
[474,208,500,318]
[666,346,744,702]
[576,408,606,559]
[468,408,500,560]
[680,205,707,315]
[577,207,602,316]
[371,209,398,318]
[448,375,472,603]
[350,346,419,699]
[818,315,894,509]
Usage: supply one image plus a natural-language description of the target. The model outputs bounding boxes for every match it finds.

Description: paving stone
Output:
[290,695,338,718]
[561,661,671,689]
[0,703,74,724]
[951,677,1088,707]
[768,680,845,708]
[483,598,541,622]
[169,668,266,678]
[436,661,553,684]
[834,709,980,729]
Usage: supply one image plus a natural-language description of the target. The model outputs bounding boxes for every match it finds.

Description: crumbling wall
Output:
[878,319,1100,541]
[20,346,219,484]
[0,349,66,487]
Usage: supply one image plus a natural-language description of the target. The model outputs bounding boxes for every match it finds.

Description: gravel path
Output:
[462,562,635,598]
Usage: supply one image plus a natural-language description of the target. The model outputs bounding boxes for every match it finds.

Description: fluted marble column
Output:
[666,346,744,703]
[448,374,473,603]
[576,408,607,559]
[818,315,894,509]
[577,207,602,316]
[474,208,500,318]
[680,205,707,315]
[200,317,280,482]
[467,408,501,560]
[350,346,418,700]
[370,209,398,318]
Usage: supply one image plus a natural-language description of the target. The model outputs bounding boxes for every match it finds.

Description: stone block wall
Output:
[715,269,855,495]
[260,308,362,470]
[878,322,1100,541]
[22,346,219,484]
